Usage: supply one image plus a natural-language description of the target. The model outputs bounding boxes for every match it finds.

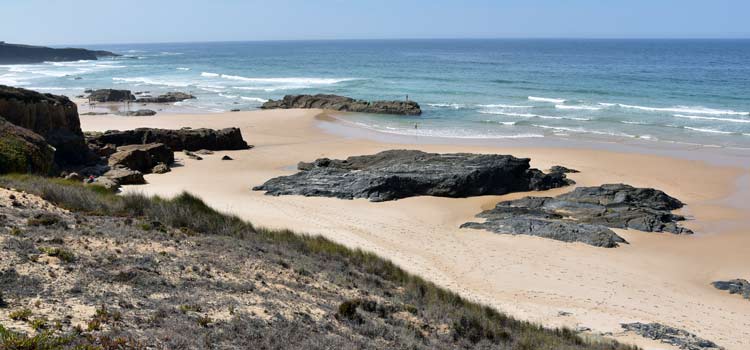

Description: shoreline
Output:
[80,109,750,350]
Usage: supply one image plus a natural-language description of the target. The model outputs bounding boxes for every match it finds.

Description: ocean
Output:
[1,39,749,149]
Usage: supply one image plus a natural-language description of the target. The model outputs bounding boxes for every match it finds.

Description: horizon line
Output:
[32,36,750,47]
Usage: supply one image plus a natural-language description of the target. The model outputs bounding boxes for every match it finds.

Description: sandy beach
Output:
[80,109,750,350]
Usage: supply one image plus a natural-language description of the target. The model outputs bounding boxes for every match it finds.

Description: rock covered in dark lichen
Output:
[712,279,750,300]
[261,94,422,115]
[462,184,691,247]
[253,150,573,202]
[621,322,723,350]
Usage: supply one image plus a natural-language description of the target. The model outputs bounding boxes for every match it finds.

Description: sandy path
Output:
[81,109,750,350]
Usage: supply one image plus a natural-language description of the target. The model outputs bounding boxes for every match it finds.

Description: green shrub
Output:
[9,308,32,321]
[38,247,75,263]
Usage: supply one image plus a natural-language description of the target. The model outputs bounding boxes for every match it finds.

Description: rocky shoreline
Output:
[621,323,723,350]
[261,94,422,115]
[462,184,691,247]
[253,150,573,202]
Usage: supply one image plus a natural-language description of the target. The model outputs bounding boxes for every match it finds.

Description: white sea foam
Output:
[683,126,735,135]
[113,77,191,87]
[528,96,566,104]
[201,72,354,85]
[218,93,239,99]
[176,67,191,71]
[477,104,532,108]
[481,120,516,126]
[479,110,589,121]
[533,124,637,138]
[555,104,601,111]
[616,104,748,116]
[240,96,269,103]
[620,120,650,125]
[673,114,750,124]
[427,103,466,109]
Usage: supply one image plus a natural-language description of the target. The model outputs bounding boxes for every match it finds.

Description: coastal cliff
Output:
[261,94,422,115]
[0,85,89,165]
[0,41,119,64]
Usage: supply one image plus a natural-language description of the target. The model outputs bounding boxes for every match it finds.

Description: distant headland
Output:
[0,41,119,64]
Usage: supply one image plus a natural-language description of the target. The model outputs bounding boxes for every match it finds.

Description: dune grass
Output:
[0,174,639,350]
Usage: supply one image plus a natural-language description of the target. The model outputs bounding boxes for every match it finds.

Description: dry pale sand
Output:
[81,109,750,350]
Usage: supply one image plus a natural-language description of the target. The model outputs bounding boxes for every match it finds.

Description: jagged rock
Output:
[183,150,202,160]
[0,42,119,64]
[253,150,572,202]
[261,94,422,116]
[118,109,156,116]
[0,85,89,165]
[136,92,195,103]
[462,184,691,248]
[108,143,174,173]
[621,323,723,350]
[195,149,214,155]
[90,176,119,192]
[88,89,136,103]
[103,167,145,185]
[0,117,55,175]
[87,127,251,151]
[221,155,233,161]
[151,163,171,174]
[712,279,750,300]
[550,165,579,174]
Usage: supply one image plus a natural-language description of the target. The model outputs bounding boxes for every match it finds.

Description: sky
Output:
[1,0,748,45]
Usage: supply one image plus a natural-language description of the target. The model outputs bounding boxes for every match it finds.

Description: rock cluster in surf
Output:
[621,322,723,350]
[261,94,422,115]
[712,279,750,300]
[461,184,691,248]
[253,150,573,202]
[86,89,195,104]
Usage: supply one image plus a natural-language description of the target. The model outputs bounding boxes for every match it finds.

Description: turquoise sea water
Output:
[1,39,749,148]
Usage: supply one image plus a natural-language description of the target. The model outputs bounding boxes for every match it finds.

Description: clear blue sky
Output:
[2,0,748,45]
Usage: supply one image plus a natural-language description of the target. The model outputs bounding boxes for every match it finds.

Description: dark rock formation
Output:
[102,167,145,185]
[462,184,691,248]
[136,92,195,103]
[253,150,572,202]
[0,85,89,165]
[88,89,136,102]
[87,127,251,151]
[118,109,156,116]
[0,42,119,64]
[550,165,579,174]
[0,117,55,174]
[621,323,723,350]
[261,94,422,116]
[108,143,174,173]
[151,163,171,174]
[712,279,750,300]
[221,155,233,161]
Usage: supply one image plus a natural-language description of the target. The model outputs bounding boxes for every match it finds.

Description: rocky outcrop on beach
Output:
[108,143,174,173]
[0,41,119,64]
[621,323,723,350]
[118,109,157,116]
[136,92,195,103]
[261,94,422,115]
[0,85,89,165]
[253,150,573,202]
[87,127,251,151]
[0,117,55,175]
[712,279,750,300]
[461,184,691,247]
[87,89,136,102]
